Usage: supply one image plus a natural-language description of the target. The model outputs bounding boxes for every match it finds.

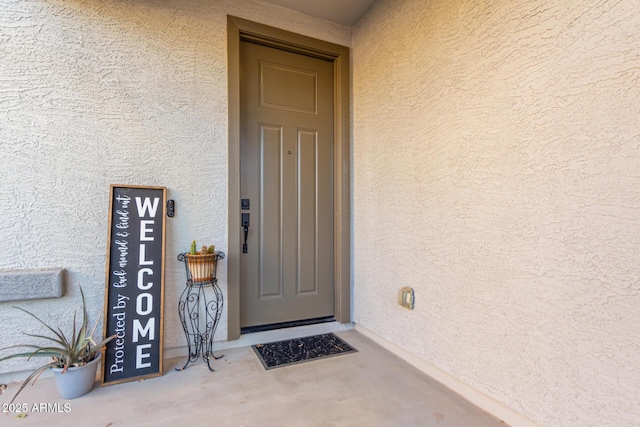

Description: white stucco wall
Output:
[352,1,640,426]
[0,0,348,375]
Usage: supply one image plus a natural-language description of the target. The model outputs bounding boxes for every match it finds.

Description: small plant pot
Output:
[186,253,218,282]
[51,354,101,399]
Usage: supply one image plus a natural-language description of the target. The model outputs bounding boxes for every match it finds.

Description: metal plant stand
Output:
[176,251,225,371]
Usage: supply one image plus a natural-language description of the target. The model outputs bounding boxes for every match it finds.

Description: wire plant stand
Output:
[176,251,225,371]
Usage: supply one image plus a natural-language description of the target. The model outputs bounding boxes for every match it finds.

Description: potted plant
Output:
[185,240,218,282]
[0,286,115,403]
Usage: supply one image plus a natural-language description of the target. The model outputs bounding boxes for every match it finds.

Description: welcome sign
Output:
[102,185,166,385]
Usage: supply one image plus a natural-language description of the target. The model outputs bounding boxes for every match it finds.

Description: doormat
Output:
[252,333,357,370]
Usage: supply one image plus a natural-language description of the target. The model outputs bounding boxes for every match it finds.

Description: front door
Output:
[239,40,335,328]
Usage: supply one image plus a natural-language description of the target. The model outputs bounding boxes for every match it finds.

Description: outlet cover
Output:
[398,287,414,309]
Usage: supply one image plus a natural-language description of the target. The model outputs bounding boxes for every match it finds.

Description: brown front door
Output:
[239,40,335,328]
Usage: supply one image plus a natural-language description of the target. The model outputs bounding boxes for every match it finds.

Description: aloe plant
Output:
[0,286,115,404]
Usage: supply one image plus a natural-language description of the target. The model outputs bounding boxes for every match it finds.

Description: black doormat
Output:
[252,333,357,370]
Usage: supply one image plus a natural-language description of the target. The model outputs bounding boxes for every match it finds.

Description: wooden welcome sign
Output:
[102,185,166,385]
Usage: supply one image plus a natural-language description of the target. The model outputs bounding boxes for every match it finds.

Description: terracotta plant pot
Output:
[186,253,218,282]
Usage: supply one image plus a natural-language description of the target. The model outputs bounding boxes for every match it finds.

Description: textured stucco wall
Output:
[0,0,348,375]
[352,1,640,426]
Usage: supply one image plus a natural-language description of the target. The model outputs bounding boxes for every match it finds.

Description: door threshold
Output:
[241,316,335,335]
[177,320,353,355]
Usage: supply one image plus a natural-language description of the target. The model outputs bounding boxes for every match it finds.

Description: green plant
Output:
[187,240,215,255]
[0,286,115,403]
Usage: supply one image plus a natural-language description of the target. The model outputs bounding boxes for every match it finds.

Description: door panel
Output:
[260,62,317,114]
[297,129,318,296]
[259,124,283,299]
[240,41,334,328]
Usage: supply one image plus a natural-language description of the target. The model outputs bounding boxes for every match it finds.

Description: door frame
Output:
[227,16,351,340]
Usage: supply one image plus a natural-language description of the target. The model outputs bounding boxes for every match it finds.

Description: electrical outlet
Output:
[398,287,414,309]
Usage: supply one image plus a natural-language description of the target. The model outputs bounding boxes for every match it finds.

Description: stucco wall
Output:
[352,1,640,426]
[0,0,348,375]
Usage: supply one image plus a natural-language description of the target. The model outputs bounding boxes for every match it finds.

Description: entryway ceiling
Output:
[261,0,378,27]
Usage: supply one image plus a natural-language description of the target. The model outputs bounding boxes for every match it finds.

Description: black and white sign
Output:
[102,185,166,385]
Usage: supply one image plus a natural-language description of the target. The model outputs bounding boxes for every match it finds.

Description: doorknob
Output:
[242,213,250,253]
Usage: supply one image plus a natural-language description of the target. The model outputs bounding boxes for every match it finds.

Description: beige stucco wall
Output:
[352,0,639,426]
[4,0,639,424]
[0,0,348,376]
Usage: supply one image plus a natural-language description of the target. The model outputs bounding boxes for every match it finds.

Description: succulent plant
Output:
[188,241,216,255]
[0,286,115,404]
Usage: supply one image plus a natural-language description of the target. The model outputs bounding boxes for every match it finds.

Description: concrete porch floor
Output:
[2,330,507,427]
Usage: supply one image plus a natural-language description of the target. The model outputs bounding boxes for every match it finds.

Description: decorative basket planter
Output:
[185,253,218,282]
